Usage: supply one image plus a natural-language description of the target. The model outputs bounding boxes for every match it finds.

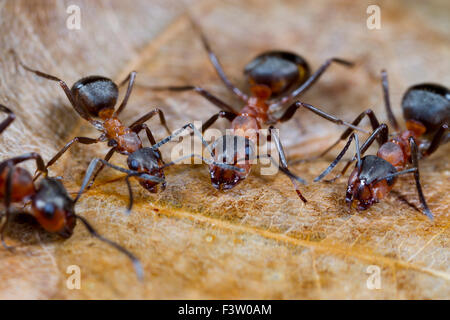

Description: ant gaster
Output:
[142,21,367,202]
[314,70,449,219]
[0,106,145,279]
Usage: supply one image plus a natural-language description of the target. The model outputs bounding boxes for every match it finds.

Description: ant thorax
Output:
[102,117,142,154]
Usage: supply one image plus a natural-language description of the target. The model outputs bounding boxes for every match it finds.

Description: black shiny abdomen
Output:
[244,51,310,96]
[402,83,450,134]
[71,76,119,117]
[358,155,397,185]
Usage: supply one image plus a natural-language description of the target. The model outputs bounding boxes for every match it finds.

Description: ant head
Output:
[31,178,76,238]
[402,83,449,136]
[127,148,166,192]
[346,156,396,211]
[71,76,119,118]
[208,135,254,190]
[244,51,310,97]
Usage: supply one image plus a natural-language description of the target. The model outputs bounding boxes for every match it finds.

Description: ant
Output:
[142,21,367,202]
[0,105,146,280]
[13,51,173,193]
[314,70,449,219]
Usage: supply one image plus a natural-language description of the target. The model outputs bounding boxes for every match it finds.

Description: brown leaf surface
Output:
[0,0,449,299]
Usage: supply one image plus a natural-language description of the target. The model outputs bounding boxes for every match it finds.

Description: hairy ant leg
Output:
[0,105,16,135]
[276,58,354,106]
[139,85,238,114]
[114,71,137,116]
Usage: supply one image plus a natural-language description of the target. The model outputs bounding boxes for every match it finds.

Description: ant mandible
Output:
[142,21,367,202]
[314,70,449,219]
[13,51,172,193]
[0,106,146,279]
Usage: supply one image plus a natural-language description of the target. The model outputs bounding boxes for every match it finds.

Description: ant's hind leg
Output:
[129,108,171,136]
[139,85,238,114]
[114,71,137,116]
[34,136,100,181]
[0,105,16,135]
[409,137,433,219]
[12,52,93,122]
[423,124,448,157]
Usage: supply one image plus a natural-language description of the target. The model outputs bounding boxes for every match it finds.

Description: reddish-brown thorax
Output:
[377,119,426,171]
[231,84,271,143]
[98,109,142,154]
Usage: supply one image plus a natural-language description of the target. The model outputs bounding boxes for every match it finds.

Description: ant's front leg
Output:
[267,126,307,202]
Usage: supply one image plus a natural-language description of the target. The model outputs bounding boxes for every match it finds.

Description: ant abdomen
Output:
[0,166,35,202]
[402,83,449,135]
[71,76,119,117]
[244,51,310,96]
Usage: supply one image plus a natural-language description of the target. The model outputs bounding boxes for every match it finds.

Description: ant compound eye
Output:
[43,203,55,219]
[108,139,118,147]
[129,159,140,171]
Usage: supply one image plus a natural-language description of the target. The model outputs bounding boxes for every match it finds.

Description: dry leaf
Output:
[0,0,448,299]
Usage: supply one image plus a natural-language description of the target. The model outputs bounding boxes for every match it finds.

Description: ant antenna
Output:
[75,214,144,281]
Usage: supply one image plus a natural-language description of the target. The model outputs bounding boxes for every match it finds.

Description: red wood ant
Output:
[314,70,449,219]
[142,22,367,202]
[14,52,173,193]
[0,106,145,279]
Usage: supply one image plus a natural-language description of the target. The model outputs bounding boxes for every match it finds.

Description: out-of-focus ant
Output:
[13,51,173,193]
[0,106,145,279]
[314,70,449,219]
[142,22,367,202]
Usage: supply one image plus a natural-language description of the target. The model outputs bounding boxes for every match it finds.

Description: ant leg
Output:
[132,123,157,145]
[75,158,163,212]
[409,137,433,219]
[0,105,16,135]
[0,152,48,180]
[423,124,448,157]
[189,19,248,102]
[381,70,400,131]
[34,136,101,180]
[202,111,237,133]
[314,133,360,182]
[12,52,93,123]
[114,71,137,116]
[85,147,116,190]
[74,214,143,281]
[268,126,307,202]
[290,108,382,165]
[317,109,382,158]
[152,122,215,157]
[129,108,171,136]
[321,124,389,182]
[1,164,15,251]
[139,85,238,114]
[277,58,353,106]
[277,101,369,133]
